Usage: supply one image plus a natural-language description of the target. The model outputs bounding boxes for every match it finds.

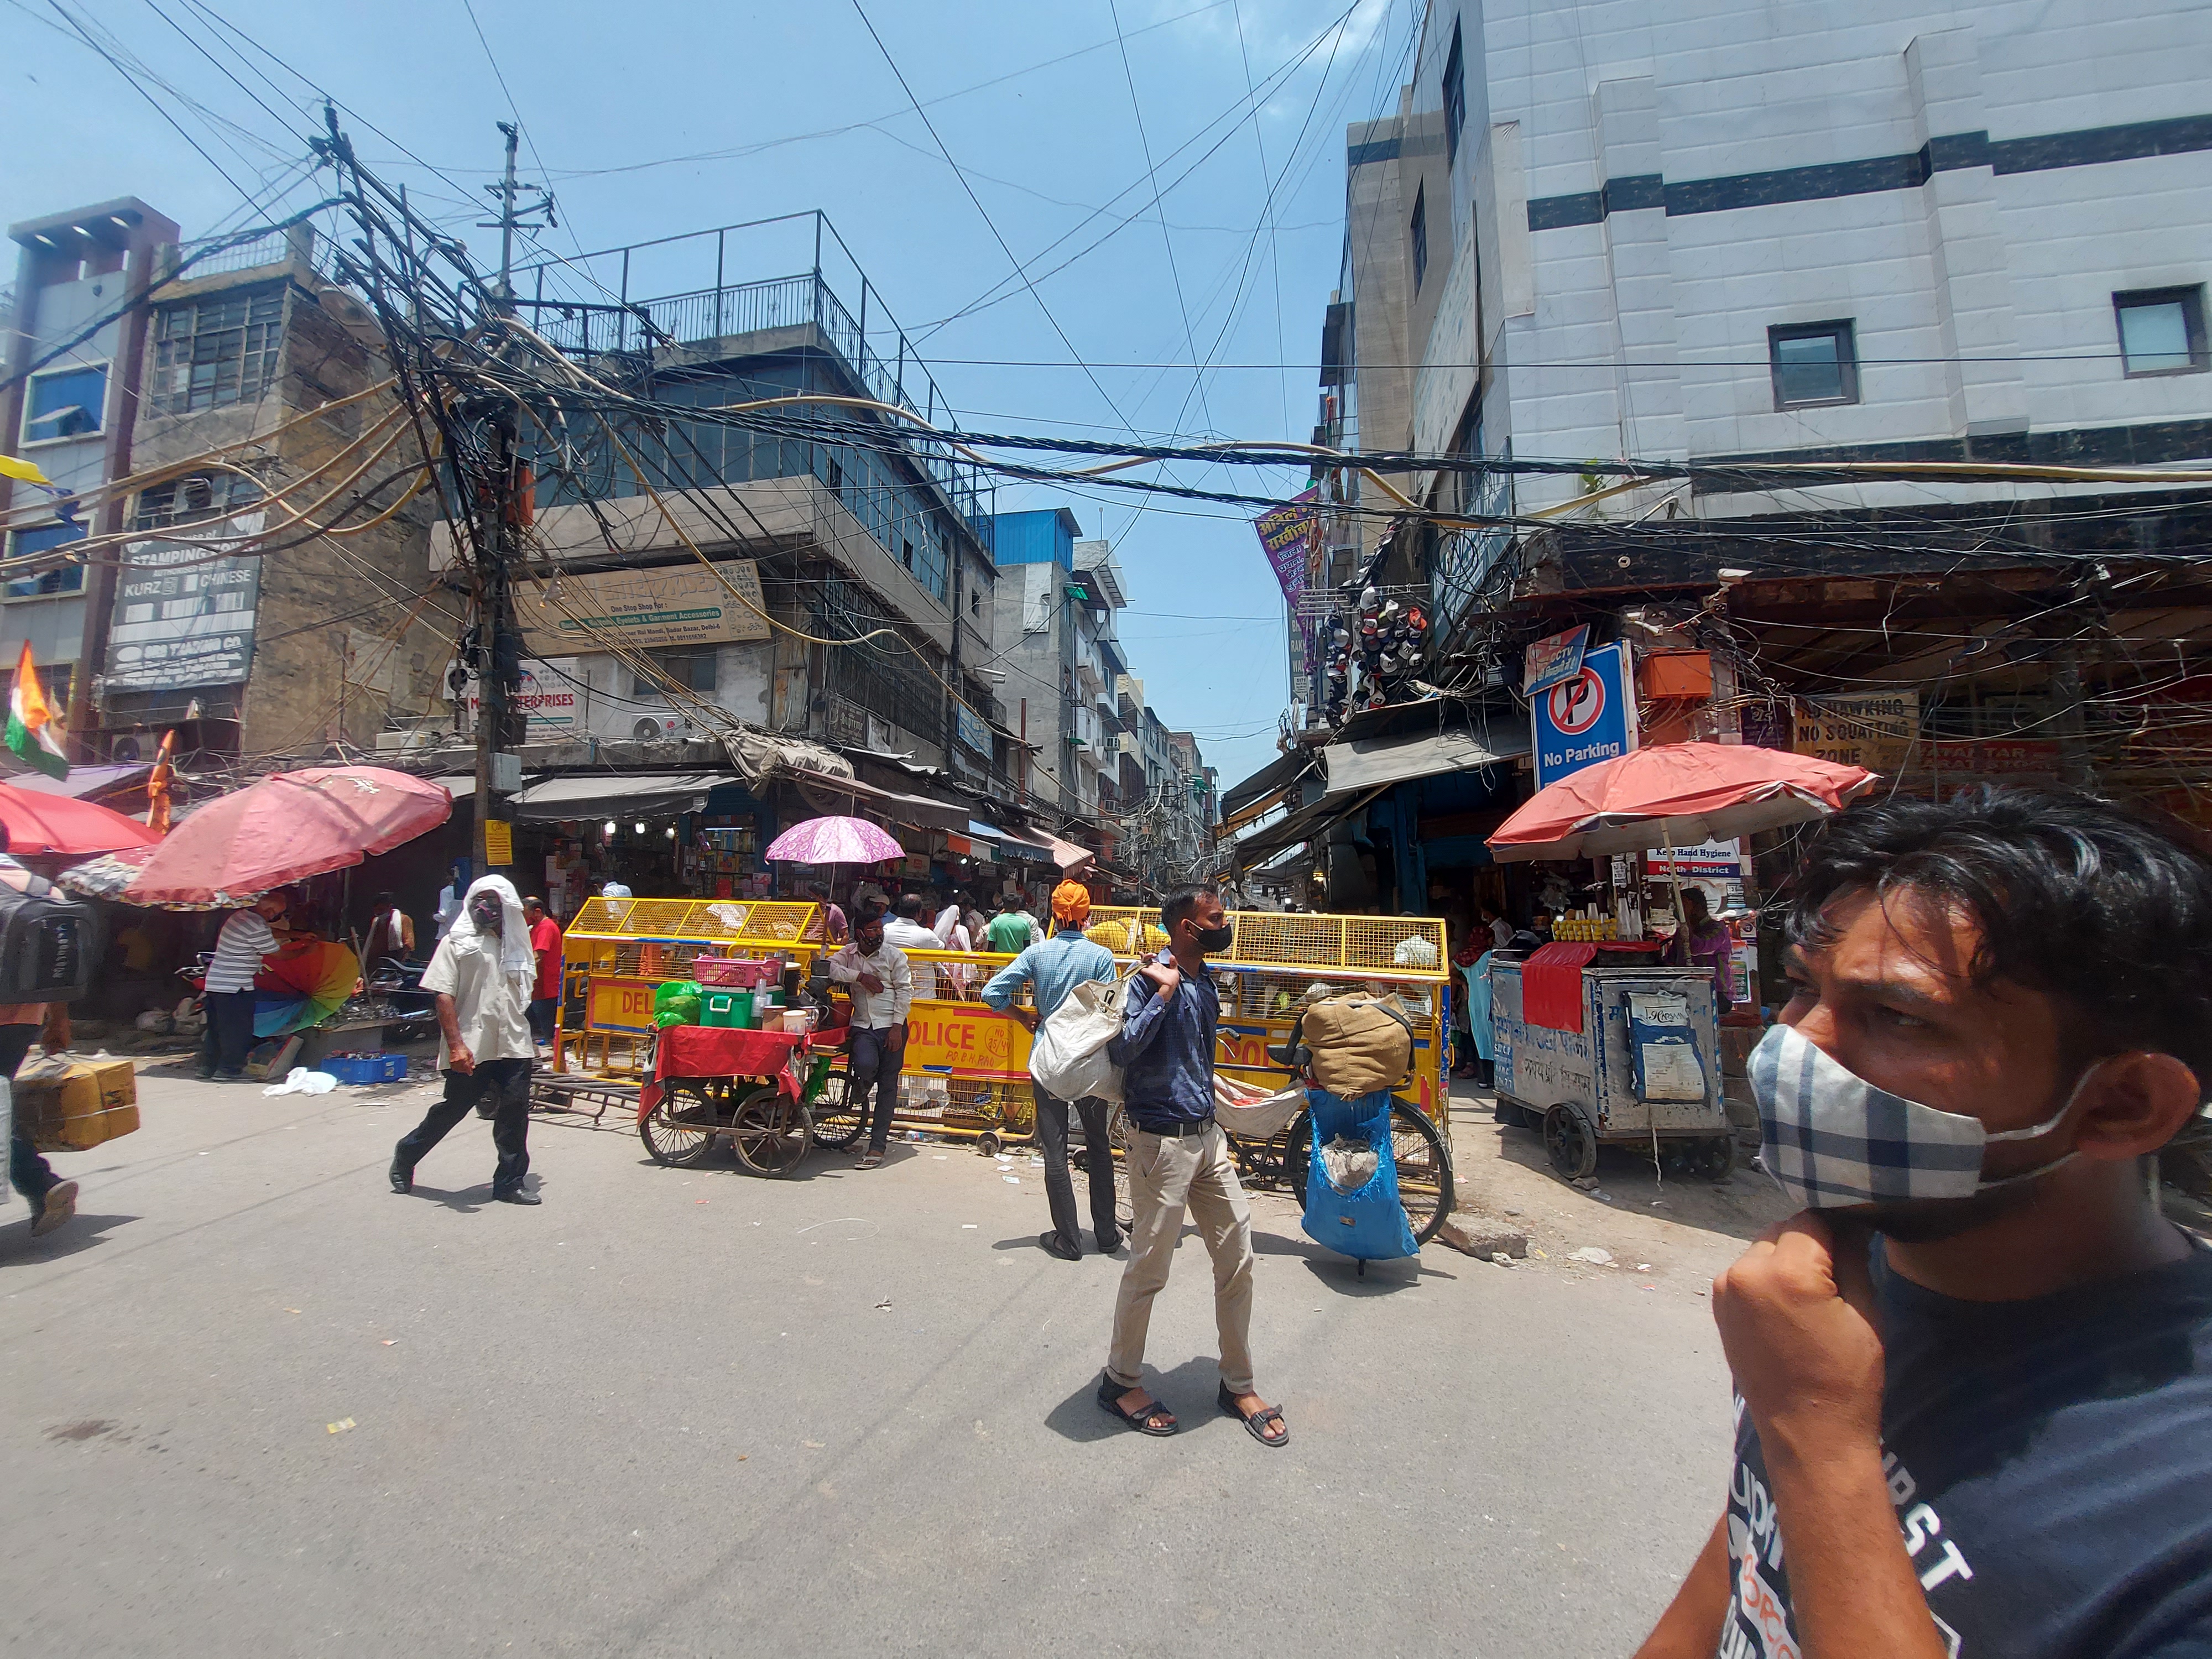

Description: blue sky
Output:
[2,0,1415,793]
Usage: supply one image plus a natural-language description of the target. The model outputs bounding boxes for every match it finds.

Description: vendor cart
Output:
[1490,944,1733,1181]
[637,1022,844,1177]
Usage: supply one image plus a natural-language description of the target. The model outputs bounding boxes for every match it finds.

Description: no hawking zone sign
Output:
[1532,639,1638,789]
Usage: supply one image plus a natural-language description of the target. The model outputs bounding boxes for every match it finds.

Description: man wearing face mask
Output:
[389,875,541,1204]
[1634,787,2212,1659]
[1097,885,1286,1448]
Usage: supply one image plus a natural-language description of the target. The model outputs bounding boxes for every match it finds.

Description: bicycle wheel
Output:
[1279,1109,1313,1203]
[1390,1101,1455,1244]
[640,1080,721,1167]
[809,1068,864,1149]
[729,1084,811,1178]
[1107,1103,1134,1233]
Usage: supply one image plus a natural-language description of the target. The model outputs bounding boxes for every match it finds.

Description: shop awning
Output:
[787,769,969,831]
[1229,785,1388,868]
[1220,749,1314,825]
[3,761,152,801]
[1319,722,1527,795]
[510,771,735,822]
[429,773,476,801]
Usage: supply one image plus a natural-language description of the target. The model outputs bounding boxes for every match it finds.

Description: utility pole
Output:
[470,126,555,867]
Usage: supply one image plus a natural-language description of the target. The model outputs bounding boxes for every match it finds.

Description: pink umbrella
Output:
[764,815,904,865]
[121,766,453,907]
[0,783,162,857]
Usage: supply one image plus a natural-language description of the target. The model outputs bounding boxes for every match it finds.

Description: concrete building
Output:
[982,509,1130,839]
[2,199,178,743]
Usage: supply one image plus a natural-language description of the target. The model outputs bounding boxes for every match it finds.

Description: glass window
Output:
[2115,287,2207,377]
[1410,186,1428,295]
[150,284,285,414]
[134,471,263,530]
[1443,23,1465,163]
[1768,321,1860,409]
[632,646,717,701]
[5,521,87,598]
[23,363,107,442]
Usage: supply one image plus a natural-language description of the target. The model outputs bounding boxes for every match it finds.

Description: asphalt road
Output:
[1,1064,1742,1657]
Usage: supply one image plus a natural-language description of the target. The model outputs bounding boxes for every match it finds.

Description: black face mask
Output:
[1192,923,1234,953]
[468,898,503,934]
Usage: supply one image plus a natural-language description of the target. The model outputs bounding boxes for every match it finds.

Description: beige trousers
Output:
[1105,1121,1256,1395]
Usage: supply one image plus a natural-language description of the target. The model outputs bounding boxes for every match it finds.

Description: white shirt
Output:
[883,917,943,999]
[206,910,276,994]
[601,881,633,900]
[931,902,963,945]
[420,930,534,1070]
[435,884,465,940]
[827,939,913,1030]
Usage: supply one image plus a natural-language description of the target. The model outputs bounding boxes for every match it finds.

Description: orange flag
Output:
[147,728,175,836]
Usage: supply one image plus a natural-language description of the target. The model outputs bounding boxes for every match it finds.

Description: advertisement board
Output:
[1523,624,1590,696]
[954,700,991,756]
[1251,487,1319,605]
[515,562,771,656]
[106,510,264,690]
[1533,640,1638,789]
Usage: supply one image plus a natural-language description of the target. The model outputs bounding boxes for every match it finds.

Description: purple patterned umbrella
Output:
[764,815,904,865]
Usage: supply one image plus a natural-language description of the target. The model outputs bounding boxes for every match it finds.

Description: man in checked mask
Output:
[389,874,542,1204]
[1634,787,2212,1659]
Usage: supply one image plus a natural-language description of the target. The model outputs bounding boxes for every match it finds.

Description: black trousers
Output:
[0,1023,54,1204]
[1034,1085,1119,1251]
[200,989,258,1076]
[394,1058,533,1194]
[847,1026,903,1152]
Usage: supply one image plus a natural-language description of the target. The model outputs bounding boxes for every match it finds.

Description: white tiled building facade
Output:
[1354,0,2212,515]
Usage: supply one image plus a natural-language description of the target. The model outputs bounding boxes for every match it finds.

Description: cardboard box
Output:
[14,1060,139,1153]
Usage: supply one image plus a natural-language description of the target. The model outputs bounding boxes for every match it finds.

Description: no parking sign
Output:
[1532,640,1638,789]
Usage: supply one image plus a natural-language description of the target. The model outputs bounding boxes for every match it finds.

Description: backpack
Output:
[1297,993,1414,1098]
[0,864,101,1002]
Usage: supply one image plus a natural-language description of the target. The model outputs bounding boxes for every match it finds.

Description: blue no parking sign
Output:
[1532,640,1638,789]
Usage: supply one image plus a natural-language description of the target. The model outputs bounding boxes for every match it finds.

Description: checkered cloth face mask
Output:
[1749,1022,2083,1209]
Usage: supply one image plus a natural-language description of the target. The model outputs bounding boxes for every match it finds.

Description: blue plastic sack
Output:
[1301,1087,1419,1260]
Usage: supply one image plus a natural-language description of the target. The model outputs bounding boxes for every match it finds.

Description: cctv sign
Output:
[1532,640,1638,789]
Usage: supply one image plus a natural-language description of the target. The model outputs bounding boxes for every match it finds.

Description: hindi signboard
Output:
[514,562,771,656]
[1252,488,1319,605]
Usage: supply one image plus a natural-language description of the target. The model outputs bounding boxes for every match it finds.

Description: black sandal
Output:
[1097,1375,1177,1436]
[1218,1382,1289,1447]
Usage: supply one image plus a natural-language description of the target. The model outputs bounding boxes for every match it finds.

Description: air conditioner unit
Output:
[632,715,686,742]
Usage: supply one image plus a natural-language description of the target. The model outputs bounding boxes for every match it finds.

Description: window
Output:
[901,538,915,573]
[22,363,107,443]
[969,587,981,617]
[4,521,87,598]
[1410,186,1429,295]
[1443,21,1466,164]
[134,471,263,530]
[150,283,285,414]
[2115,286,2208,377]
[632,646,718,701]
[1768,320,1860,409]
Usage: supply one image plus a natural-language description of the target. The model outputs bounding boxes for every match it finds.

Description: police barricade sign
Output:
[1532,639,1639,790]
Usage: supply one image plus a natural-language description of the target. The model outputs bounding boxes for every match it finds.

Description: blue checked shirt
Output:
[1108,964,1219,1132]
[979,928,1116,1025]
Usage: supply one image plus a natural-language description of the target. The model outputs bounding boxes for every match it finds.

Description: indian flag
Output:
[6,643,69,779]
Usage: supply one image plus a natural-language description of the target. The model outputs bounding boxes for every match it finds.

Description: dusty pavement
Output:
[1,1058,1771,1658]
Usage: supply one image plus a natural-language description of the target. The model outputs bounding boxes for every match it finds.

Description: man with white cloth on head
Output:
[389,875,542,1204]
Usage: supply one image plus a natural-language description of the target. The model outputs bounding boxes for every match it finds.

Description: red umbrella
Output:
[0,783,163,857]
[121,766,453,906]
[1486,742,1876,863]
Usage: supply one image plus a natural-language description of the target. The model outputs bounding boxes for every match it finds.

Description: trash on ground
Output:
[263,1067,337,1097]
[326,1417,356,1434]
[1568,1246,1615,1266]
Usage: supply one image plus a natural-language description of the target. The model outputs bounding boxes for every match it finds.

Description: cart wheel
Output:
[641,1081,721,1167]
[977,1131,1003,1159]
[1693,1135,1736,1181]
[1387,1100,1455,1246]
[1543,1105,1599,1182]
[729,1084,812,1178]
[808,1070,864,1150]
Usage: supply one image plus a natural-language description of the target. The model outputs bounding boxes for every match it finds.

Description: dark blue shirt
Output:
[1108,963,1218,1133]
[1721,1239,2212,1658]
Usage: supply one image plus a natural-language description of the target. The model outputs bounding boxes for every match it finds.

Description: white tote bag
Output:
[1027,971,1133,1104]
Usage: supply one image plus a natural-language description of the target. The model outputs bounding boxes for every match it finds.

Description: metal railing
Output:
[173,225,328,281]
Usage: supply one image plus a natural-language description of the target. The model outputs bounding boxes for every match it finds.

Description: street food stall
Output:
[1485,740,1877,1182]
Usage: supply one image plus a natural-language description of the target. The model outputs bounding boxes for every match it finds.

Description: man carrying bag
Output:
[983,880,1121,1260]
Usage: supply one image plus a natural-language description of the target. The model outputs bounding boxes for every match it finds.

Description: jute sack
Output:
[1298,994,1413,1098]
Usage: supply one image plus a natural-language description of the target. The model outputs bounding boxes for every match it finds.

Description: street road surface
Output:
[1,1065,1749,1657]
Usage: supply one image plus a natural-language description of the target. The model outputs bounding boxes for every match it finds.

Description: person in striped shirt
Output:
[199,890,288,1081]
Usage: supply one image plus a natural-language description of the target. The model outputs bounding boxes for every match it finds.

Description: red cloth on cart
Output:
[1520,942,1599,1033]
[639,1024,806,1117]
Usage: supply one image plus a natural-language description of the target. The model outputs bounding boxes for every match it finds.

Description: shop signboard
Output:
[514,562,770,656]
[954,700,991,756]
[105,510,264,690]
[1796,691,1918,775]
[1532,640,1637,789]
[1522,624,1590,696]
[465,664,578,736]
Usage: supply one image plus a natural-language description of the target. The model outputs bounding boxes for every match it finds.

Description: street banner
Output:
[1252,487,1319,604]
[1533,640,1639,789]
[1523,624,1590,696]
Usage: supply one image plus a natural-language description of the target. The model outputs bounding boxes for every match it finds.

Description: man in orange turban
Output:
[1050,880,1092,928]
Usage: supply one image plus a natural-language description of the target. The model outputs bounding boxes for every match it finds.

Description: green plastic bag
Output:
[653,980,703,1029]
